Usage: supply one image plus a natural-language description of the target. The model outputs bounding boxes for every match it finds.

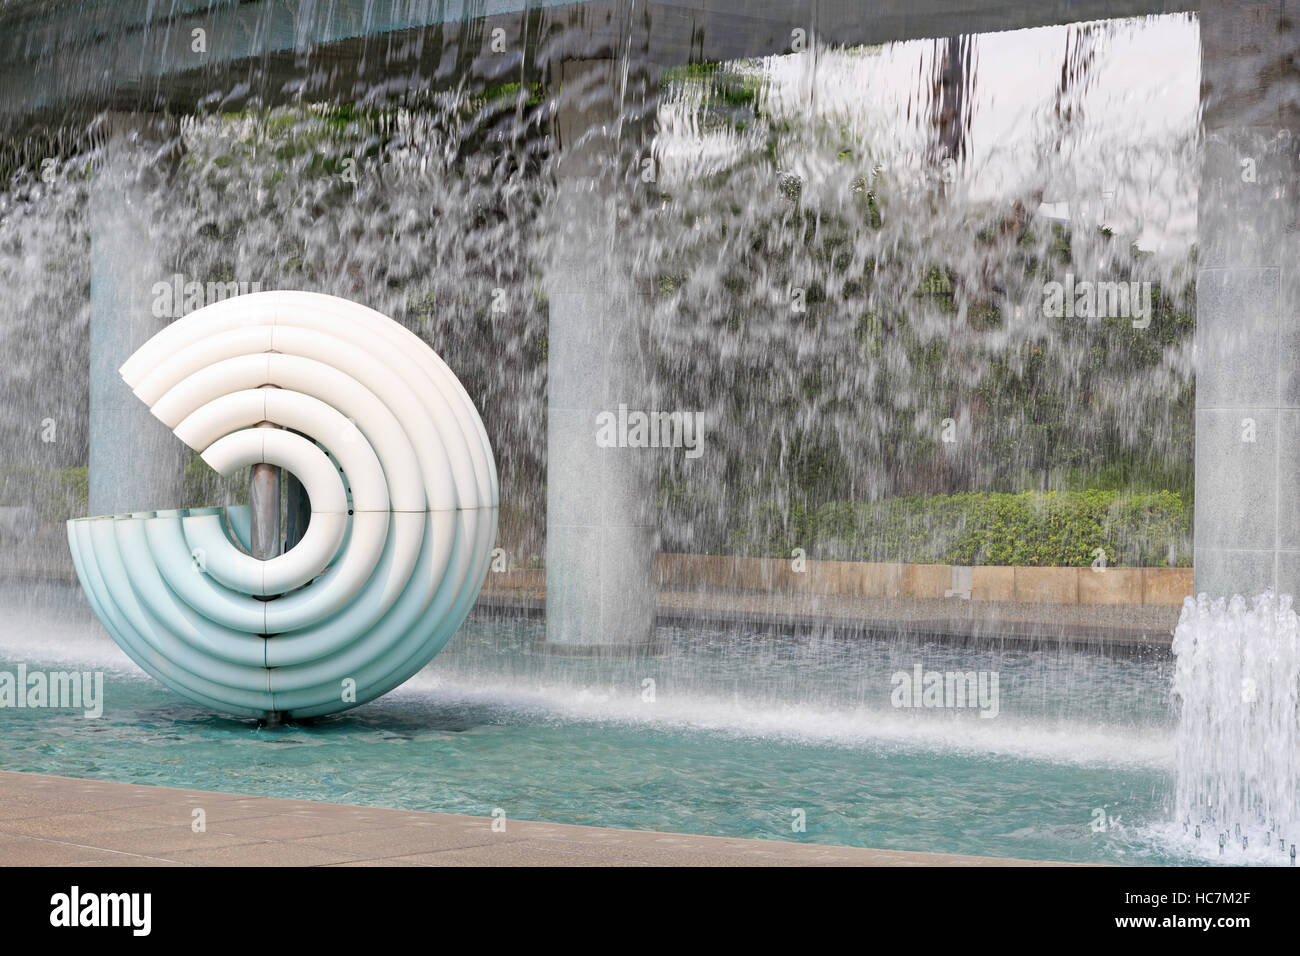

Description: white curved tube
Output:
[133,326,277,407]
[124,290,493,507]
[69,291,499,718]
[157,352,432,512]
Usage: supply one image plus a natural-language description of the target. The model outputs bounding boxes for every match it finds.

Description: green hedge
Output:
[729,490,1191,568]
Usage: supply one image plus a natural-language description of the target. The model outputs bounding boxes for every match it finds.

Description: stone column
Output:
[542,58,658,651]
[1194,5,1300,599]
[89,115,187,517]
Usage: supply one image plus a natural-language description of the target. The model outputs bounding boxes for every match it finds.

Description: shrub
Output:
[728,490,1191,567]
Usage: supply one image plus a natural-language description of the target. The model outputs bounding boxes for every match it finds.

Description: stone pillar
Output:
[543,58,657,651]
[1195,4,1300,599]
[89,115,187,517]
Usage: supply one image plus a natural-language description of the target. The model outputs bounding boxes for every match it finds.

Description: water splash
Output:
[1169,592,1300,864]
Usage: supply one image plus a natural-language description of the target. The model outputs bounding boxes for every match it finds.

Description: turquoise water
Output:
[0,584,1263,865]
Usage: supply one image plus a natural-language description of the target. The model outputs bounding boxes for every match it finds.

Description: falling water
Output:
[0,13,1201,572]
[1170,593,1300,864]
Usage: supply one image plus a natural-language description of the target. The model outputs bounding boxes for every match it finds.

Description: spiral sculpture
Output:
[66,291,499,719]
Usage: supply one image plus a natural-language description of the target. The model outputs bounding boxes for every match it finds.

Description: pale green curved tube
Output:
[69,291,499,720]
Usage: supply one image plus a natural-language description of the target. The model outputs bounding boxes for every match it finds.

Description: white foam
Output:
[0,610,143,674]
[394,670,1172,767]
